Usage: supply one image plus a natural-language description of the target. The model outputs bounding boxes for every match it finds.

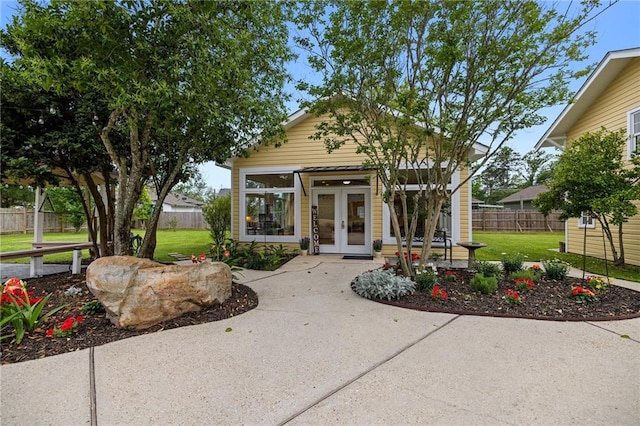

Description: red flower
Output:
[431,286,448,300]
[46,328,53,337]
[198,253,207,262]
[445,270,452,275]
[60,318,75,331]
[3,278,23,293]
[531,264,541,270]
[76,316,84,323]
[395,251,420,261]
[224,250,230,258]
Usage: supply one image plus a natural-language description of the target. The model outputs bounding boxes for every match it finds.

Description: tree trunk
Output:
[138,151,187,259]
[100,108,152,256]
[419,192,446,269]
[387,190,412,277]
[616,223,625,266]
[597,216,620,265]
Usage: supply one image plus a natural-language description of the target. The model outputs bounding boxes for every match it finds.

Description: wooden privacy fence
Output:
[473,209,564,232]
[0,208,83,234]
[154,212,208,230]
[1,208,208,234]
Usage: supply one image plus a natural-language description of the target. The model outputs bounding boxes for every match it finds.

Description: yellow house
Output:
[536,47,640,266]
[225,108,486,259]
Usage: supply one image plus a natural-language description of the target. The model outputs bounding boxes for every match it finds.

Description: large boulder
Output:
[86,256,232,329]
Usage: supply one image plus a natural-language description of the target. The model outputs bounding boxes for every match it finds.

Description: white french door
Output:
[313,188,370,254]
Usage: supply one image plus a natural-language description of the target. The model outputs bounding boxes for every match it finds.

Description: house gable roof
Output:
[222,105,489,168]
[535,47,640,151]
[498,185,548,204]
[150,191,204,208]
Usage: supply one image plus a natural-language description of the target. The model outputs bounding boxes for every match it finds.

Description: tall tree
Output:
[520,149,555,187]
[173,168,208,202]
[535,129,640,265]
[0,184,34,208]
[295,0,610,276]
[480,147,523,196]
[3,0,292,257]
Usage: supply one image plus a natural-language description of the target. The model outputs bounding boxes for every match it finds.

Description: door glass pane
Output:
[318,194,335,245]
[347,193,365,245]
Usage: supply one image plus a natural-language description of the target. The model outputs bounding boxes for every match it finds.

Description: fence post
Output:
[72,248,83,274]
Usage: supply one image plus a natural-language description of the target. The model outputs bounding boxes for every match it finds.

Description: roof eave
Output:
[535,47,640,151]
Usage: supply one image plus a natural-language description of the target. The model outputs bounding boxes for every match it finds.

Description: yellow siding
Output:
[232,112,476,260]
[565,57,640,266]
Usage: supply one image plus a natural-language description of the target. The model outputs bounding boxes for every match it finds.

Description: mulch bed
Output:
[368,268,640,321]
[2,267,639,365]
[1,272,258,365]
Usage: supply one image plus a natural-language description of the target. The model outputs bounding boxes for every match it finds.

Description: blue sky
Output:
[2,1,639,189]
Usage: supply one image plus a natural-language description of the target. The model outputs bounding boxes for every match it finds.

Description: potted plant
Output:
[299,236,310,255]
[373,239,383,258]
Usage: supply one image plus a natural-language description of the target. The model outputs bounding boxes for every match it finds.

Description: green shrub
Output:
[351,269,415,301]
[219,239,295,271]
[470,273,498,294]
[474,261,502,277]
[415,269,437,292]
[203,194,231,260]
[509,269,536,282]
[542,259,570,281]
[82,300,105,315]
[501,253,524,274]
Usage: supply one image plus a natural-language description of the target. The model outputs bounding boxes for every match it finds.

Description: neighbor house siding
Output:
[565,57,640,266]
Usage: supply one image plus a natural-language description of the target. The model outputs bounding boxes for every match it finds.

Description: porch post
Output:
[31,187,45,277]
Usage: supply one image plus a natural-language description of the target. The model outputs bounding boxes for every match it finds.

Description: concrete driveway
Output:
[2,256,639,425]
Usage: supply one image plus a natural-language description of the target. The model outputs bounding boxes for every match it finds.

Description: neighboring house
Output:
[535,47,640,266]
[498,185,548,210]
[215,188,231,198]
[223,108,486,258]
[150,192,204,213]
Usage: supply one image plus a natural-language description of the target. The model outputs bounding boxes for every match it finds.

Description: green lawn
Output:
[474,231,640,283]
[2,229,638,282]
[0,229,213,264]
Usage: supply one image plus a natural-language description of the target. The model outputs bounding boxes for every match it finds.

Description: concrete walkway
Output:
[1,256,639,425]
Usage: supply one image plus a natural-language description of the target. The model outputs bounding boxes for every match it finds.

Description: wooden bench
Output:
[403,230,453,261]
[0,242,94,277]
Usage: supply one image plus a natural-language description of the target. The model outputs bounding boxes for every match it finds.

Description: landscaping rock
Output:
[86,256,232,329]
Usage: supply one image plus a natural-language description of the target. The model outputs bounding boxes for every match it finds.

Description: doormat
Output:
[342,255,374,260]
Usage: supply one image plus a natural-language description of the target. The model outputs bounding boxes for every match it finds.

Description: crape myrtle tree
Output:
[3,0,292,258]
[294,0,612,277]
[535,129,640,266]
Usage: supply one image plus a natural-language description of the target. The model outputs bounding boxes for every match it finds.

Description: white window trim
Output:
[382,170,460,245]
[578,211,595,229]
[628,106,640,158]
[239,166,300,243]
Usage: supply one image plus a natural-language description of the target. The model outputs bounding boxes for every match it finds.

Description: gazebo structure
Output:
[1,168,110,277]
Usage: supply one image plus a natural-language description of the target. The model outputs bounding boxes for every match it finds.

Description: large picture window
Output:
[240,168,299,242]
[382,168,460,244]
[388,191,452,239]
